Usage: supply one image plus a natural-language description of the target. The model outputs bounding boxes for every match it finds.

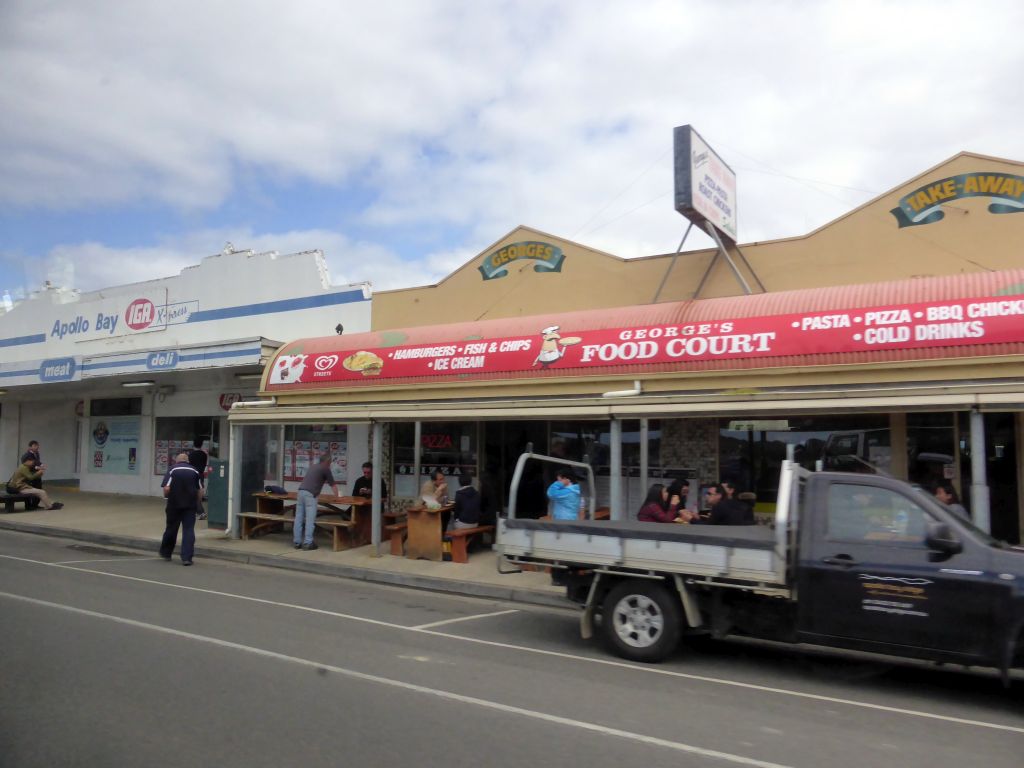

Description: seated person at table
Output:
[930,481,970,521]
[420,470,448,508]
[451,472,481,530]
[637,483,682,523]
[666,479,699,520]
[699,483,755,525]
[351,461,388,502]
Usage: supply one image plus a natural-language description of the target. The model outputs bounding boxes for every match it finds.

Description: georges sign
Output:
[478,241,565,281]
[266,293,1024,387]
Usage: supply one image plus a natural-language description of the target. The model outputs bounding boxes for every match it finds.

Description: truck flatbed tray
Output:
[503,517,775,550]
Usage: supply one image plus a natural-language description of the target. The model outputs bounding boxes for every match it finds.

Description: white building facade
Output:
[0,248,372,497]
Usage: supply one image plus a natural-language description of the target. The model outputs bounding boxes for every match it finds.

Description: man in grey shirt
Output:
[295,454,339,551]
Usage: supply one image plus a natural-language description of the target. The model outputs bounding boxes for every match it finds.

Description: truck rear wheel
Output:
[601,580,681,662]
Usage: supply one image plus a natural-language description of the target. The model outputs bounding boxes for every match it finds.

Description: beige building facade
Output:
[232,152,1024,545]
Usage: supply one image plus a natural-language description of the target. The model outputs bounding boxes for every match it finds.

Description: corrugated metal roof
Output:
[264,269,1024,392]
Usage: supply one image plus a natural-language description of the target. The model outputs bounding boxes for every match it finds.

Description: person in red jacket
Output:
[637,483,683,523]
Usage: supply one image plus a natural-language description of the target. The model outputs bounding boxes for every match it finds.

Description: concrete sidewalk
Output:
[0,487,568,609]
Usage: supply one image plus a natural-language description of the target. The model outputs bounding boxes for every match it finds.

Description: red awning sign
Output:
[266,294,1024,388]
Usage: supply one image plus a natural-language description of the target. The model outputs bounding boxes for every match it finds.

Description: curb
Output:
[0,518,573,611]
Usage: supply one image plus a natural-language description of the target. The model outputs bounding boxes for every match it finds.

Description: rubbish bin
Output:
[206,457,228,529]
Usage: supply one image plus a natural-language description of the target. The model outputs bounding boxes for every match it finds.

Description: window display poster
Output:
[91,415,141,475]
[292,441,312,481]
[154,440,170,476]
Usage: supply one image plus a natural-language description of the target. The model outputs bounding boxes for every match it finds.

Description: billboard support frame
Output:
[693,221,765,298]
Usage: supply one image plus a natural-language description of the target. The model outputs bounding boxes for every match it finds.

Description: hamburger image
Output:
[343,350,384,376]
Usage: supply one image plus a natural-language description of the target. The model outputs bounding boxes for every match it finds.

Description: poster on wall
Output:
[329,441,347,484]
[153,440,170,476]
[91,416,141,475]
[293,441,312,480]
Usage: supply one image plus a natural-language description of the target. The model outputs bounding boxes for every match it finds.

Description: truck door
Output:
[797,478,993,660]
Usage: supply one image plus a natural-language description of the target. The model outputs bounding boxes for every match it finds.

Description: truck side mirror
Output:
[925,520,962,557]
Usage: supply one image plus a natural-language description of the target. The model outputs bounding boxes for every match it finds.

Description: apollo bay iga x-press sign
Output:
[47,296,197,340]
[673,125,738,243]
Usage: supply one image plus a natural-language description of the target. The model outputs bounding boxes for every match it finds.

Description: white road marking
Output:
[0,590,795,768]
[411,608,519,629]
[54,557,160,565]
[1,552,1022,734]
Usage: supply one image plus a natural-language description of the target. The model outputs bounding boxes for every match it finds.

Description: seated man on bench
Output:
[7,454,64,510]
[350,460,388,516]
[451,472,481,531]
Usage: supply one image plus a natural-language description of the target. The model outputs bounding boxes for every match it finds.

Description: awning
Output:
[0,337,279,388]
[260,269,1024,397]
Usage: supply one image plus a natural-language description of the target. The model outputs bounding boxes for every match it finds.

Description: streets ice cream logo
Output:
[532,326,581,369]
[343,350,384,376]
[315,355,339,372]
[269,354,309,384]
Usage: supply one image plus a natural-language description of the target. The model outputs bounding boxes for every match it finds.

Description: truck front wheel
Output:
[601,580,681,662]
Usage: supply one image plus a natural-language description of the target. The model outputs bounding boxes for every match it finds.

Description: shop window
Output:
[90,397,142,416]
[153,418,220,476]
[283,424,347,483]
[906,412,956,490]
[392,422,477,498]
[718,415,890,509]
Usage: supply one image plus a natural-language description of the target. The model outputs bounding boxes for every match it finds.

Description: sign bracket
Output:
[693,222,765,299]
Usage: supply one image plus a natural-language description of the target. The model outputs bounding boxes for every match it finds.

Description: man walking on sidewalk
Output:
[295,454,339,551]
[160,452,202,565]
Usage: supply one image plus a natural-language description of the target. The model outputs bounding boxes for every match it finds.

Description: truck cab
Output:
[796,471,1022,669]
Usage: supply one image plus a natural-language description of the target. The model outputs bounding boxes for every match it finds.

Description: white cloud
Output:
[38,227,446,294]
[2,0,1023,292]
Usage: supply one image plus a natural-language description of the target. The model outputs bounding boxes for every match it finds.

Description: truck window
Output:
[826,483,933,545]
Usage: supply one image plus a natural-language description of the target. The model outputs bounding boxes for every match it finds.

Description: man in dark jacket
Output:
[452,472,481,529]
[351,461,388,502]
[24,441,43,489]
[701,483,755,525]
[160,452,202,565]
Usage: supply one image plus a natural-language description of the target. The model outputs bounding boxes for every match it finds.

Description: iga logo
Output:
[314,354,339,371]
[125,298,156,330]
[219,393,242,411]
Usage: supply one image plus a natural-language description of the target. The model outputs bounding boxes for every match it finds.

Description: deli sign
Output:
[265,293,1024,388]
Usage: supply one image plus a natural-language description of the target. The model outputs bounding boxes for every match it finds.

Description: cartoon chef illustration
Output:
[533,325,581,368]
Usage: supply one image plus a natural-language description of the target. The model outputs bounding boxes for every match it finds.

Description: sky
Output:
[1,0,1022,302]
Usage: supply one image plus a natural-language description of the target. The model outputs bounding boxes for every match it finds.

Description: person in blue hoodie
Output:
[546,467,582,520]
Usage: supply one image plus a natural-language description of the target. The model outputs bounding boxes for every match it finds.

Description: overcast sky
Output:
[1,0,1021,301]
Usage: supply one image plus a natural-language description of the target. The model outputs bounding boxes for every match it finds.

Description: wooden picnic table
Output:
[247,492,372,550]
[405,503,454,561]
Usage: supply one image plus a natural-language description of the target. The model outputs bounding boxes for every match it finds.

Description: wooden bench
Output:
[314,516,358,551]
[237,511,293,540]
[385,521,408,556]
[1,491,40,513]
[442,524,495,564]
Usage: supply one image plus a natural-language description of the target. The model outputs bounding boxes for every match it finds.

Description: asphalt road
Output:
[1,530,1021,768]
